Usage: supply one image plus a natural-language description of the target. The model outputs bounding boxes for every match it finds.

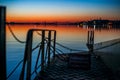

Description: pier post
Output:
[0,6,6,80]
[48,31,51,66]
[41,30,45,73]
[87,31,90,44]
[87,30,94,52]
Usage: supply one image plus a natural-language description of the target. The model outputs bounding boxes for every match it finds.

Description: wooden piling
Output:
[0,6,6,80]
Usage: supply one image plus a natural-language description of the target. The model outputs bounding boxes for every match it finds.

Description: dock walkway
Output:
[36,52,114,80]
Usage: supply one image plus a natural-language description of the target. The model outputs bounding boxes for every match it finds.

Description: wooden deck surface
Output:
[35,52,115,80]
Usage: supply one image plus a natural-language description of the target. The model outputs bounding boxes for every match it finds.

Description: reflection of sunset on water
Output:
[6,25,88,43]
[6,25,120,47]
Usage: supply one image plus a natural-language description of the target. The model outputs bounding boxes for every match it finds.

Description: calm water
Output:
[6,25,120,80]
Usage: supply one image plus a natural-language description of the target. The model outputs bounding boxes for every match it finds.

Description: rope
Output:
[7,41,42,79]
[32,42,42,51]
[7,59,23,79]
[31,64,42,76]
[7,25,26,43]
[35,29,86,52]
[36,31,42,36]
[32,44,48,76]
[50,45,66,61]
[36,31,48,40]
[35,45,42,70]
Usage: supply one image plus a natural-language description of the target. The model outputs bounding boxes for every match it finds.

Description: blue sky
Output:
[1,0,120,21]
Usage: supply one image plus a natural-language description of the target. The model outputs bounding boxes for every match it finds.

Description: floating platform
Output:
[35,52,114,80]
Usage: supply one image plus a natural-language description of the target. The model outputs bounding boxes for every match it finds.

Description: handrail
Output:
[19,29,56,80]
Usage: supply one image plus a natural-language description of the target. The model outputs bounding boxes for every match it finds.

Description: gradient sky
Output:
[1,0,120,22]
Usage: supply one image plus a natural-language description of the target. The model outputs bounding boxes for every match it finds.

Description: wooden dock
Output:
[35,52,114,80]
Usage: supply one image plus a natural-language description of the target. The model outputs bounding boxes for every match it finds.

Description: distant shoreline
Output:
[6,22,79,25]
[6,19,120,26]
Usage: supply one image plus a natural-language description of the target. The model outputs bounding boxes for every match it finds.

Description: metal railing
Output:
[19,29,56,80]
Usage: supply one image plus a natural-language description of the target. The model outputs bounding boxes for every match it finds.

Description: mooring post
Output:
[0,6,6,80]
[90,30,94,52]
[87,31,90,44]
[53,31,56,59]
[92,31,94,45]
[87,30,94,53]
[48,31,51,66]
[41,30,45,73]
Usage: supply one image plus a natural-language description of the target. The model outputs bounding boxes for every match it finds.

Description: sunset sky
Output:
[1,0,120,22]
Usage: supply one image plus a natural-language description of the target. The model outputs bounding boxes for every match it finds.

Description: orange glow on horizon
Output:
[6,13,118,22]
[7,15,84,22]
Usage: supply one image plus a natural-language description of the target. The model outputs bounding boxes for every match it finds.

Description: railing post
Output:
[41,30,45,73]
[0,6,6,80]
[53,31,56,59]
[19,30,33,80]
[26,30,33,80]
[48,31,51,66]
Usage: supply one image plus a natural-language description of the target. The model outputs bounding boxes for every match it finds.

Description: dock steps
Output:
[68,53,91,69]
